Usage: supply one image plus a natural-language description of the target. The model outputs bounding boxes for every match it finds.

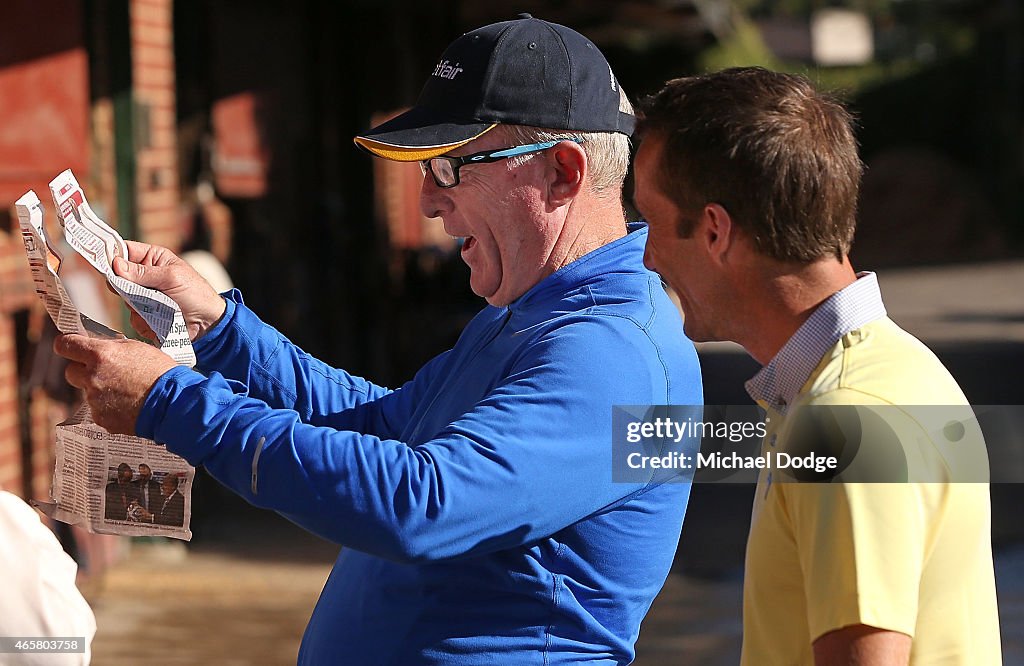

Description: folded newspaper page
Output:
[50,170,195,366]
[14,191,121,339]
[15,174,196,540]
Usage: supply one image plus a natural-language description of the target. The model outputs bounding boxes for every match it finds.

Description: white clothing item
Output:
[0,491,96,665]
[181,250,234,295]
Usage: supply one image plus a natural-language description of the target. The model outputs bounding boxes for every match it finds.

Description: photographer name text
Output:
[626,450,838,472]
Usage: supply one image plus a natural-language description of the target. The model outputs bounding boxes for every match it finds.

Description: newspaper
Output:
[49,170,195,366]
[45,405,194,539]
[15,173,195,540]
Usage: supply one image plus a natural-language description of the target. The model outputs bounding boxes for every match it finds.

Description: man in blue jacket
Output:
[55,15,702,665]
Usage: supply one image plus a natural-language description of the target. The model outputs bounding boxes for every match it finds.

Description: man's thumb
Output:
[54,332,94,362]
[113,256,166,288]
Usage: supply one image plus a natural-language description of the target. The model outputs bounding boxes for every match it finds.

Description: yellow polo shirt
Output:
[741,317,1001,665]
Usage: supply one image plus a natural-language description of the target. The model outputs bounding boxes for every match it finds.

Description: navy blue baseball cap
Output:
[354,14,634,161]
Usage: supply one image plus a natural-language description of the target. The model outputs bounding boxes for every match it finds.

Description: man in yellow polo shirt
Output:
[633,67,1001,664]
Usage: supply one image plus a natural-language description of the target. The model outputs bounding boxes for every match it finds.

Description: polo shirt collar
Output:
[745,272,887,411]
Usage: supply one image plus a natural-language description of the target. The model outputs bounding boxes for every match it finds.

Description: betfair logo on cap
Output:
[432,60,464,80]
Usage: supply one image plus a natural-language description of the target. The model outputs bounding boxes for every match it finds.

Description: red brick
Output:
[0,410,15,432]
[137,188,178,209]
[134,63,176,88]
[147,106,176,129]
[0,314,18,481]
[137,226,179,250]
[0,329,11,355]
[0,462,19,495]
[0,421,17,443]
[131,2,170,27]
[137,148,177,169]
[137,215,178,233]
[134,85,175,107]
[0,443,17,465]
[28,392,57,500]
[133,43,173,68]
[146,124,177,149]
[132,23,172,47]
[136,208,178,225]
[0,384,13,402]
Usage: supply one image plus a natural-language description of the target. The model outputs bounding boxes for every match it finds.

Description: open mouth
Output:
[461,236,476,252]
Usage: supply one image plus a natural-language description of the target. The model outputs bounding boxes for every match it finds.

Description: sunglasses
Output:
[419,139,582,188]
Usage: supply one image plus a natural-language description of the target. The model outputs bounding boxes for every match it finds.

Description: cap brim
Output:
[354,106,497,161]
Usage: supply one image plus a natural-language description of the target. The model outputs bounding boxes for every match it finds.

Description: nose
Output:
[419,170,452,220]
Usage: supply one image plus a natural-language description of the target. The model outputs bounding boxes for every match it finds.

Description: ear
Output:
[545,141,586,207]
[699,203,735,266]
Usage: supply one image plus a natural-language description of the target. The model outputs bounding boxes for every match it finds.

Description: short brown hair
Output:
[637,67,862,262]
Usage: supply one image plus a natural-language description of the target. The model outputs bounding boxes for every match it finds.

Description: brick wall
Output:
[29,386,69,502]
[0,231,36,495]
[131,0,180,249]
[0,1,92,500]
[0,0,182,500]
[0,314,19,492]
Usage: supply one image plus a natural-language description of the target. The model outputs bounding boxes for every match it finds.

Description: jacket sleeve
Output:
[137,318,696,562]
[191,290,449,438]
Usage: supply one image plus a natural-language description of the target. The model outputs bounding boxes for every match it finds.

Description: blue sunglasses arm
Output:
[485,140,560,159]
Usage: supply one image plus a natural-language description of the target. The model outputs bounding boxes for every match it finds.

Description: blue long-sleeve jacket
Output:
[137,225,702,665]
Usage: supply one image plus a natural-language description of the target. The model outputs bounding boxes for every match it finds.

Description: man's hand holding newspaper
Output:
[55,335,175,435]
[113,240,227,343]
[56,239,225,434]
